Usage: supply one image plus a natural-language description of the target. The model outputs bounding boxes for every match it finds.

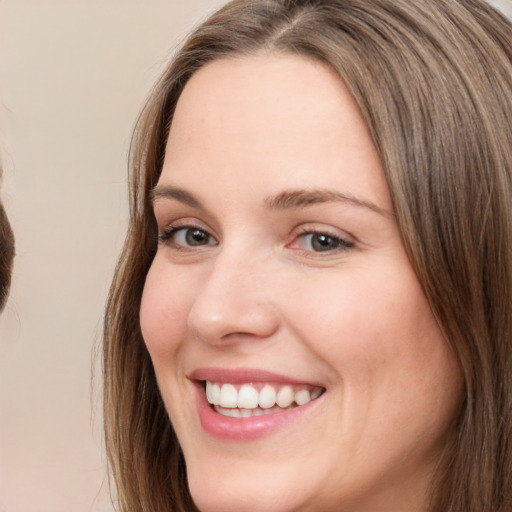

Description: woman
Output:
[103,1,512,511]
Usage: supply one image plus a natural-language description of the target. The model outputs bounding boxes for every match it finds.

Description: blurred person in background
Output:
[0,168,14,311]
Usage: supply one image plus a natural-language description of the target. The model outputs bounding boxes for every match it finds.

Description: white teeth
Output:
[206,381,324,412]
[258,384,277,409]
[223,407,241,418]
[205,382,221,405]
[239,408,252,418]
[215,404,296,418]
[295,389,311,406]
[276,385,294,408]
[219,383,238,408]
[237,384,259,409]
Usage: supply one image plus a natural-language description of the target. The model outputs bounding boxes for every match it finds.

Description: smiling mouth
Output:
[204,381,325,418]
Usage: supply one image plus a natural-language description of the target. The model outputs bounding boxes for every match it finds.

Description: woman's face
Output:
[140,55,463,512]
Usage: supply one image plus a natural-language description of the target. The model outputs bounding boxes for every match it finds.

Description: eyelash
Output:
[158,223,354,254]
[291,227,354,253]
[158,223,217,249]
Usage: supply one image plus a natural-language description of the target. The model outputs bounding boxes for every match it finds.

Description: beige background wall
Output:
[0,2,227,511]
[0,1,510,511]
[491,0,512,17]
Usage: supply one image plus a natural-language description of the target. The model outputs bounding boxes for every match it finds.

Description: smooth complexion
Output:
[140,55,463,512]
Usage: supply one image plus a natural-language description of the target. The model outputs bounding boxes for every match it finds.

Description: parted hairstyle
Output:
[103,1,512,511]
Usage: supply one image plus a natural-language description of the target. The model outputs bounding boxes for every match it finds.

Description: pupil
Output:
[312,234,335,251]
[186,229,207,245]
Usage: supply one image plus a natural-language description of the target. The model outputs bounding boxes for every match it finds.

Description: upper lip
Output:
[190,367,325,387]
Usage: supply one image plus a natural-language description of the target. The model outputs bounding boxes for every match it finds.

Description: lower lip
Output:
[194,383,322,440]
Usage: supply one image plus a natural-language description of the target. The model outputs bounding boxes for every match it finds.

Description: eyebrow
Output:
[265,189,390,216]
[151,185,202,208]
[151,185,390,217]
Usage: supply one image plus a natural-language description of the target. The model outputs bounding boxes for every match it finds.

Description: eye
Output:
[159,226,217,248]
[292,230,354,253]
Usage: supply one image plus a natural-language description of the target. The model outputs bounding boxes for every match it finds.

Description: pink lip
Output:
[190,367,323,386]
[189,367,325,441]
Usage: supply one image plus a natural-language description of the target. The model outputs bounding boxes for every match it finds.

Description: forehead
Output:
[169,54,360,148]
[162,54,391,211]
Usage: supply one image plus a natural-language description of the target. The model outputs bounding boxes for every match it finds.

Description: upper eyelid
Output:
[154,208,220,237]
[292,223,356,243]
[291,230,354,248]
[158,217,215,234]
[161,223,214,237]
[151,196,215,229]
[152,197,360,235]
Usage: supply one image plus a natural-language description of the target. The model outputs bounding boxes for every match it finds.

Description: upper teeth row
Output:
[206,381,322,409]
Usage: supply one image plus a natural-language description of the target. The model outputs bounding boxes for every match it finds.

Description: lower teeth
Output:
[214,404,295,418]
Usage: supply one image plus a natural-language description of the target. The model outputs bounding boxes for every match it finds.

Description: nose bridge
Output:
[187,244,279,344]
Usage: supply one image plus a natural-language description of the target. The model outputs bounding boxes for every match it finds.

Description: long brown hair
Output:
[103,1,512,510]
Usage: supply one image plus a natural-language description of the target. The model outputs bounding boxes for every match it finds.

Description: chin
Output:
[191,494,283,512]
[190,487,286,512]
[187,466,314,512]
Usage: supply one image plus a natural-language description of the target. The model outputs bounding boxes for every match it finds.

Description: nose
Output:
[186,251,280,345]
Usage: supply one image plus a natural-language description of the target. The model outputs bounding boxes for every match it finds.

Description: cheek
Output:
[287,263,463,463]
[139,258,193,360]
[284,261,462,397]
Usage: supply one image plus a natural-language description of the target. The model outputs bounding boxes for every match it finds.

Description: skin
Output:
[140,55,464,512]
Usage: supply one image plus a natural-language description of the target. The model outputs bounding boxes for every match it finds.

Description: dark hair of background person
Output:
[0,168,14,311]
[102,1,512,511]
